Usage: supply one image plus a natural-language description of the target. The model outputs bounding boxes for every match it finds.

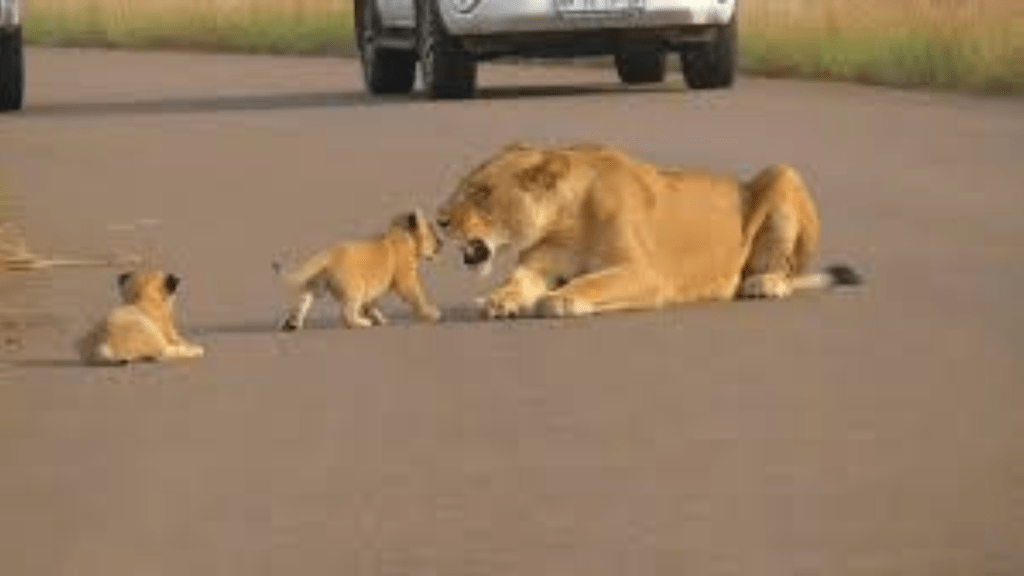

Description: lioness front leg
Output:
[480,244,575,319]
[537,266,661,318]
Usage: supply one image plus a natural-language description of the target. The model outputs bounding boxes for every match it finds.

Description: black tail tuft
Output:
[826,264,863,287]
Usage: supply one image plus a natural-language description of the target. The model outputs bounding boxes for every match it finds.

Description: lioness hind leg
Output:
[739,203,802,300]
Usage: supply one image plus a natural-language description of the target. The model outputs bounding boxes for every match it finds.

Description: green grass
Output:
[25,4,356,56]
[740,28,1024,95]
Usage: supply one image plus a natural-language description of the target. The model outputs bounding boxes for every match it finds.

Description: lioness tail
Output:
[791,264,864,292]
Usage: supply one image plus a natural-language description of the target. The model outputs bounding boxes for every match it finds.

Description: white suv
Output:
[0,0,23,111]
[355,0,738,99]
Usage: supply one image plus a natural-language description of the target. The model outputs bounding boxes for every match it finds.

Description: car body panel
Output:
[377,0,736,35]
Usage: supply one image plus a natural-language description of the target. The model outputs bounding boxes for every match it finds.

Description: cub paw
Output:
[419,306,442,323]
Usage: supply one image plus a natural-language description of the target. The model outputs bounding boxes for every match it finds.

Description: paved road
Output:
[2,48,1023,576]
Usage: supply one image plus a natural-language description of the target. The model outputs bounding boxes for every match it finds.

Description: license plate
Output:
[554,0,645,16]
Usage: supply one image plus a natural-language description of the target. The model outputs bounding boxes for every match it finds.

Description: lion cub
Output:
[78,269,205,365]
[277,209,442,331]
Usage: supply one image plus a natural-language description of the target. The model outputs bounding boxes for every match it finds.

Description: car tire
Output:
[418,0,476,99]
[680,15,738,90]
[614,49,667,84]
[356,0,417,95]
[0,26,24,112]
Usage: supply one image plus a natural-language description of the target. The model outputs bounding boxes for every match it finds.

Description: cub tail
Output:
[272,251,330,290]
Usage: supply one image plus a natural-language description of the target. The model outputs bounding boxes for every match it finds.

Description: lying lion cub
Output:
[78,269,205,365]
[276,209,442,330]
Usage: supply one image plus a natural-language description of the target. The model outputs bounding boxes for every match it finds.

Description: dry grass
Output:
[741,0,1024,93]
[21,0,1024,93]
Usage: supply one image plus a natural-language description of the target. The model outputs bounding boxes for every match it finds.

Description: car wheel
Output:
[680,15,738,90]
[356,0,416,95]
[418,0,476,99]
[0,26,24,112]
[614,49,667,84]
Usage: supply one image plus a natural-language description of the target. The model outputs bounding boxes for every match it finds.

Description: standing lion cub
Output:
[77,269,205,365]
[275,209,443,330]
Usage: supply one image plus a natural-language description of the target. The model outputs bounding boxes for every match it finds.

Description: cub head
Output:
[394,208,442,261]
[435,142,585,276]
[116,270,181,305]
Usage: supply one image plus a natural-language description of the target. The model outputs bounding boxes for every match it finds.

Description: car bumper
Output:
[439,0,735,36]
[1,0,22,27]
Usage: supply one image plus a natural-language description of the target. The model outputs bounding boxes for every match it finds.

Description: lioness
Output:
[275,209,443,330]
[436,142,861,319]
[77,269,205,365]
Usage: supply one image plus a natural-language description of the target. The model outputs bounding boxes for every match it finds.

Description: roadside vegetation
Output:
[21,0,1024,94]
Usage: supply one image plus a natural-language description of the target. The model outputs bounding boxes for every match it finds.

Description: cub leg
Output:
[280,290,314,331]
[364,301,388,326]
[393,268,441,322]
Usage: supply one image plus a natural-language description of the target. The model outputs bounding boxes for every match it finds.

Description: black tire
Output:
[356,0,416,95]
[0,26,24,112]
[614,49,667,84]
[418,0,476,99]
[680,16,738,90]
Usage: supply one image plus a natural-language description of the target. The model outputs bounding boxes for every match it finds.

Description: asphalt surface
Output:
[2,48,1023,576]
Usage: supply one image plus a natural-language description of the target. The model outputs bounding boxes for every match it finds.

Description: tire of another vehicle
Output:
[418,0,476,99]
[679,15,738,90]
[614,49,667,84]
[356,0,417,95]
[0,26,24,112]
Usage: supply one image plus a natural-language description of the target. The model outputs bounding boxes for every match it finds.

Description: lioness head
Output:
[435,142,587,276]
[394,208,442,261]
[116,270,180,305]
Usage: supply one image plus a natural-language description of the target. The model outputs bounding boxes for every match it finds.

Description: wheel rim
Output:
[360,4,376,79]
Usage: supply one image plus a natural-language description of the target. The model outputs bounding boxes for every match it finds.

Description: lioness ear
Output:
[519,151,571,192]
[503,140,533,153]
[405,211,418,231]
[117,272,131,288]
[164,274,180,295]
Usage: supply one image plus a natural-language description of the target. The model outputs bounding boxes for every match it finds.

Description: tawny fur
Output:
[77,270,205,365]
[276,209,443,330]
[436,141,860,319]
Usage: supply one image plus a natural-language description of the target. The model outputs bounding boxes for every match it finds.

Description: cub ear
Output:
[519,151,571,192]
[164,274,181,295]
[405,211,418,231]
[117,272,131,288]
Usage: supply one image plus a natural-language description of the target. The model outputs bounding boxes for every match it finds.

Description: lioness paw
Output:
[481,290,530,320]
[537,294,595,318]
[738,274,793,299]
